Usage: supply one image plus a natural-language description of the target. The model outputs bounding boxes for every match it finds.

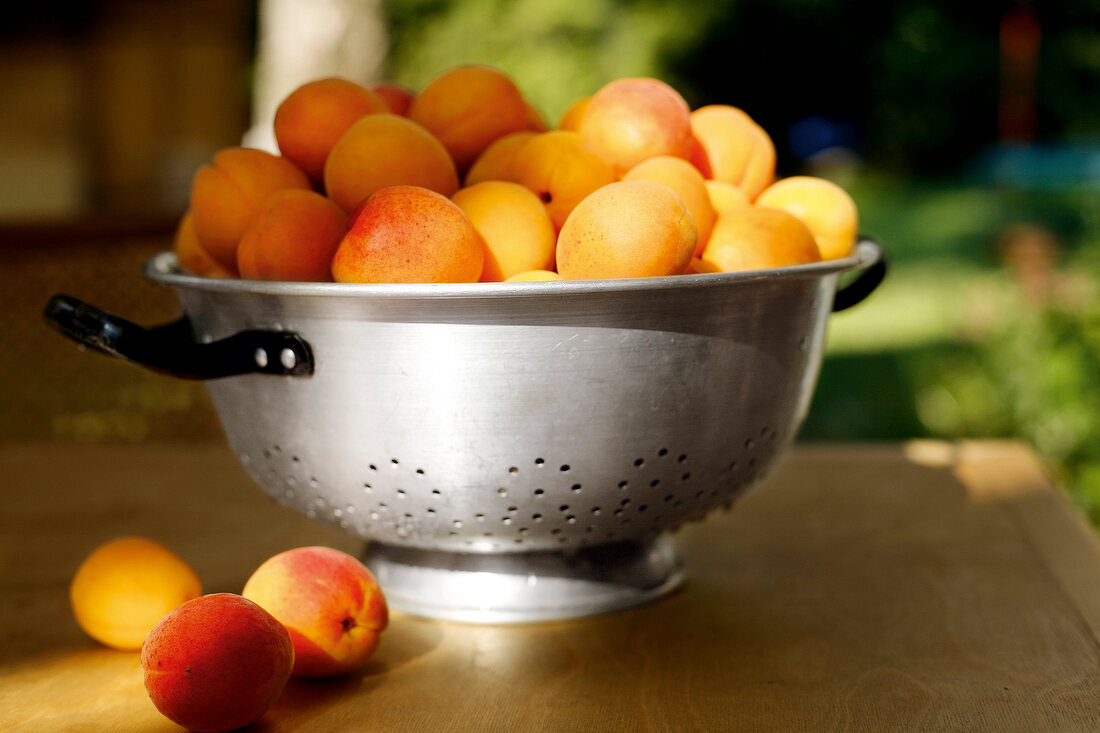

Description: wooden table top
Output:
[3,440,1100,732]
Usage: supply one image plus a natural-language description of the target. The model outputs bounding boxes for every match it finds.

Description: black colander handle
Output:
[832,239,887,312]
[43,294,314,380]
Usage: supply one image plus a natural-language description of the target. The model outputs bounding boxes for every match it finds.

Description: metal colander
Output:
[45,239,884,622]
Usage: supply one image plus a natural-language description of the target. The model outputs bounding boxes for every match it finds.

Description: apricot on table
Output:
[511,130,616,231]
[70,536,202,651]
[141,593,293,733]
[690,105,776,201]
[242,546,388,678]
[331,185,485,283]
[755,175,859,260]
[701,205,822,273]
[464,130,536,186]
[623,155,717,256]
[408,65,530,174]
[556,179,697,280]
[189,147,311,271]
[273,77,389,185]
[174,212,235,278]
[452,181,557,282]
[579,78,693,177]
[236,189,348,282]
[323,113,460,213]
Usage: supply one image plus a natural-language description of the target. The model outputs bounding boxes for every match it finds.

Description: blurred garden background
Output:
[2,1,1099,517]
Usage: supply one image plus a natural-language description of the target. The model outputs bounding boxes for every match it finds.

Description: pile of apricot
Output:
[176,65,859,284]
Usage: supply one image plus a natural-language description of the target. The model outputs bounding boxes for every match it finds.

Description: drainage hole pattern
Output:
[240,428,780,549]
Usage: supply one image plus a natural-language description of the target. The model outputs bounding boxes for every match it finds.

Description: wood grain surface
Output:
[2,440,1099,732]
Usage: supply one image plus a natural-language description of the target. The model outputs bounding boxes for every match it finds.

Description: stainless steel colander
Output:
[45,239,884,622]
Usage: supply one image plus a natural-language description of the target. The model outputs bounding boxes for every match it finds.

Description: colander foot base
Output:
[363,534,684,624]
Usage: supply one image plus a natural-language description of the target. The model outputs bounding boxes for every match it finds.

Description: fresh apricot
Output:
[623,155,716,256]
[452,181,557,282]
[512,130,616,231]
[371,82,416,116]
[685,257,722,274]
[557,95,591,132]
[579,78,693,177]
[273,77,389,184]
[141,593,293,733]
[174,212,235,278]
[408,65,530,173]
[701,206,822,272]
[189,148,311,271]
[689,105,776,200]
[505,269,562,282]
[332,185,484,283]
[556,179,697,280]
[464,130,536,186]
[323,113,460,213]
[70,536,202,651]
[755,175,859,260]
[705,180,751,216]
[236,189,348,282]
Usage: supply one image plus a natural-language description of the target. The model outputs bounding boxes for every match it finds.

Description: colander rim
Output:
[145,238,881,300]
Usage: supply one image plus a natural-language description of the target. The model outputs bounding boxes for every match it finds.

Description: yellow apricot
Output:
[557,179,697,280]
[464,131,536,186]
[70,537,202,650]
[701,206,821,272]
[623,155,717,256]
[704,180,751,217]
[690,105,776,200]
[755,176,859,260]
[579,78,693,177]
[505,269,562,282]
[512,130,616,231]
[451,181,557,282]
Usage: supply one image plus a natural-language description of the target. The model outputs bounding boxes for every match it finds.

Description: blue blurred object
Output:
[971,142,1100,190]
[788,115,859,161]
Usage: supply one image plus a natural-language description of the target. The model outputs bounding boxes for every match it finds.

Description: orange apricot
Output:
[464,130,536,186]
[451,181,557,282]
[705,180,751,216]
[685,257,722,274]
[623,155,717,256]
[189,147,311,271]
[174,212,235,278]
[236,189,348,282]
[323,114,460,213]
[273,77,389,184]
[755,176,859,260]
[556,180,697,280]
[371,82,416,116]
[512,130,616,231]
[701,206,821,273]
[689,105,776,200]
[579,78,693,177]
[557,95,591,132]
[505,269,562,282]
[332,185,484,284]
[70,537,202,651]
[408,65,530,173]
